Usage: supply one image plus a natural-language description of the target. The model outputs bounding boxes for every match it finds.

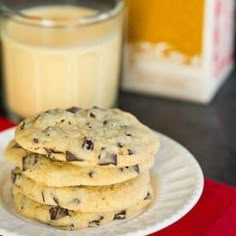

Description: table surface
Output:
[119,68,236,186]
[0,68,236,186]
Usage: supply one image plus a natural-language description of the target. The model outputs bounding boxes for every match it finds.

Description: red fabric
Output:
[0,117,236,236]
[151,179,236,236]
[0,117,16,130]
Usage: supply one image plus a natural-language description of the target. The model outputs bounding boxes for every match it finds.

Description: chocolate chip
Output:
[117,143,123,148]
[113,210,126,220]
[88,216,104,227]
[68,121,72,125]
[144,192,152,200]
[11,172,17,184]
[98,152,117,166]
[89,112,96,118]
[128,149,135,155]
[34,114,41,121]
[33,138,39,143]
[22,155,39,171]
[131,164,140,174]
[66,151,84,162]
[103,120,108,125]
[12,143,21,149]
[43,126,52,133]
[82,137,94,151]
[88,171,95,178]
[125,133,132,137]
[66,107,81,113]
[52,195,59,205]
[69,224,75,230]
[44,148,63,157]
[41,191,45,202]
[11,170,20,184]
[119,167,124,172]
[20,121,25,130]
[49,206,69,220]
[60,119,65,123]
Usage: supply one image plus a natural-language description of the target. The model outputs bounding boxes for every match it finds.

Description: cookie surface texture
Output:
[6,140,153,187]
[12,168,151,212]
[12,186,153,230]
[15,107,160,167]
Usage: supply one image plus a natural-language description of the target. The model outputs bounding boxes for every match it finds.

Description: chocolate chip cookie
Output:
[12,168,151,212]
[12,186,153,230]
[15,107,159,167]
[6,140,153,186]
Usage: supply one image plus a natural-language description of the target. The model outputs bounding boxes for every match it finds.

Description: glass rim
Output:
[0,0,124,28]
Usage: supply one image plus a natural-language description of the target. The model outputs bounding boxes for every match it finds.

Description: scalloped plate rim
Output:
[0,127,204,236]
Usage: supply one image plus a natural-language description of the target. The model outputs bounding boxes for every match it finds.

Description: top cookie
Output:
[15,107,159,167]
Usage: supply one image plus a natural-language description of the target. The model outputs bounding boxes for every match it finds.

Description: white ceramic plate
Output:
[0,128,204,236]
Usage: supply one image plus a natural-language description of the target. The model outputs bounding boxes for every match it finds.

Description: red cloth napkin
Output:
[0,117,15,130]
[0,117,236,236]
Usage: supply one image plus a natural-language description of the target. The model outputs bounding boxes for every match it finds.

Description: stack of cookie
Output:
[5,107,160,230]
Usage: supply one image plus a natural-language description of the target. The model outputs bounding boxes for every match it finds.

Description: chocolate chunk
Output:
[41,191,45,202]
[11,172,17,184]
[117,143,123,148]
[88,171,95,178]
[33,114,41,121]
[12,143,21,149]
[69,224,75,230]
[33,138,39,143]
[42,126,52,133]
[144,192,152,200]
[113,210,126,220]
[44,148,63,157]
[11,170,20,184]
[52,195,59,205]
[131,164,140,174]
[66,151,84,162]
[66,107,81,113]
[88,216,104,227]
[22,155,39,171]
[49,206,69,220]
[89,112,96,118]
[98,152,117,166]
[91,106,105,110]
[82,137,94,151]
[20,121,25,130]
[128,149,135,155]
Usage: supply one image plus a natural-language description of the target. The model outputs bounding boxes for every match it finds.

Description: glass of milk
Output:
[0,0,124,120]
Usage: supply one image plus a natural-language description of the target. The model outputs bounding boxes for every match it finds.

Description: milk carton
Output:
[123,0,235,103]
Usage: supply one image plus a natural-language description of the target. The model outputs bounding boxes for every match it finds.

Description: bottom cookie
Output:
[12,185,153,230]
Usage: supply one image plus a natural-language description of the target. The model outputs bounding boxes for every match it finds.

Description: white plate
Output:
[0,128,204,236]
